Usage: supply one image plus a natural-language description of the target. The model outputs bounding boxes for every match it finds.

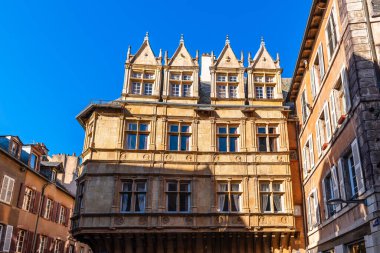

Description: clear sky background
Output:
[0,0,311,156]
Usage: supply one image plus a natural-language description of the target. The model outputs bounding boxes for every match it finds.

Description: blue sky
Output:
[0,0,311,156]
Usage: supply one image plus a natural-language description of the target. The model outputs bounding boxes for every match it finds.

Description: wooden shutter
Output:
[17,183,26,208]
[59,240,65,253]
[330,91,337,131]
[318,44,325,78]
[337,158,347,207]
[324,102,332,141]
[55,203,61,223]
[9,227,17,253]
[331,166,341,212]
[64,207,70,226]
[308,135,315,169]
[321,178,329,219]
[3,225,13,252]
[310,67,316,98]
[33,191,41,214]
[24,231,34,253]
[351,138,365,195]
[51,202,58,222]
[313,190,320,224]
[45,237,52,253]
[316,121,322,155]
[36,235,41,253]
[40,196,47,217]
[341,67,351,112]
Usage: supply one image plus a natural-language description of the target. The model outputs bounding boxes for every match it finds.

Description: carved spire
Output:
[196,50,199,60]
[240,50,244,63]
[211,51,214,63]
[248,52,252,62]
[276,52,280,62]
[225,34,230,45]
[144,32,149,42]
[164,50,168,65]
[159,48,162,58]
[261,36,265,46]
[127,45,131,60]
[180,34,184,44]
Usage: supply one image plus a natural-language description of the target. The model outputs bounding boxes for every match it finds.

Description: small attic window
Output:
[51,170,57,182]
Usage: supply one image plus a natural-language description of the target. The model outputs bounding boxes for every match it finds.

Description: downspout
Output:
[363,0,380,87]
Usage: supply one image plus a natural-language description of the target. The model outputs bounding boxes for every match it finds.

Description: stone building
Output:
[288,0,380,252]
[72,34,306,253]
[0,135,91,253]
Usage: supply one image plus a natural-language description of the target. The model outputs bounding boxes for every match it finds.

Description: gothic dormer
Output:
[210,36,245,105]
[247,38,283,104]
[121,32,162,101]
[162,35,199,104]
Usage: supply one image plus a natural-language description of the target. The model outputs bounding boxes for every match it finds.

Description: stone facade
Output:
[288,0,380,252]
[72,34,306,253]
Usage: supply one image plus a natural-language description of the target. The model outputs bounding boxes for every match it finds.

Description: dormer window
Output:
[30,153,38,170]
[254,76,264,82]
[131,72,142,78]
[265,75,275,83]
[217,75,226,82]
[182,75,192,81]
[170,74,181,80]
[229,76,238,82]
[144,73,154,79]
[51,170,57,182]
[132,82,141,94]
[10,141,20,157]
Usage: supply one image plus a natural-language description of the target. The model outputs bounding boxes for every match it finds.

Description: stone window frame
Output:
[253,73,276,99]
[165,179,191,213]
[256,124,279,153]
[169,71,193,98]
[216,124,240,152]
[216,72,239,99]
[259,181,285,213]
[119,179,147,213]
[130,69,155,96]
[216,180,242,213]
[124,121,150,150]
[22,187,35,212]
[167,122,192,151]
[16,229,26,253]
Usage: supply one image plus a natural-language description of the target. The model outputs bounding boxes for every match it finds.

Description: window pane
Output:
[262,194,271,211]
[268,127,276,134]
[138,134,148,150]
[273,183,282,192]
[171,84,180,96]
[257,127,266,134]
[231,194,240,212]
[139,123,149,131]
[229,127,238,134]
[260,183,270,192]
[122,182,133,191]
[183,84,191,97]
[229,86,238,98]
[127,134,137,149]
[181,125,190,133]
[169,135,179,151]
[168,182,177,192]
[169,125,179,133]
[134,193,146,212]
[217,85,227,98]
[143,83,153,95]
[121,193,132,212]
[219,193,229,211]
[136,182,146,192]
[128,123,138,131]
[218,137,227,152]
[269,137,277,152]
[273,194,282,212]
[30,154,37,169]
[255,86,264,98]
[219,183,228,192]
[180,183,189,192]
[179,193,189,211]
[266,86,274,99]
[230,137,238,152]
[132,83,141,94]
[167,193,177,211]
[180,136,190,151]
[218,127,227,134]
[231,183,240,191]
[258,137,267,152]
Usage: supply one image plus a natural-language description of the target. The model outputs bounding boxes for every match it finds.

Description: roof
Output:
[287,0,327,101]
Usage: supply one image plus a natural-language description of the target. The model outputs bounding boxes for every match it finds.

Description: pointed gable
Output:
[130,34,161,66]
[215,37,242,68]
[169,43,196,67]
[250,39,277,69]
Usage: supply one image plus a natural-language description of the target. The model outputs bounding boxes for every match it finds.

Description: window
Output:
[166,181,190,212]
[316,103,331,153]
[255,86,264,99]
[30,154,38,170]
[131,82,141,94]
[301,89,309,124]
[0,175,15,204]
[229,85,238,98]
[310,44,325,99]
[77,182,85,212]
[229,75,238,82]
[3,225,13,252]
[217,85,227,98]
[325,6,339,60]
[302,135,315,176]
[217,125,239,152]
[85,122,94,149]
[168,123,191,151]
[339,139,365,200]
[120,180,146,212]
[131,72,142,78]
[254,75,264,82]
[43,198,53,219]
[16,230,26,253]
[144,73,154,79]
[36,235,47,253]
[22,187,34,212]
[260,182,284,213]
[51,170,57,182]
[182,84,191,97]
[183,75,192,81]
[322,166,339,218]
[266,86,274,99]
[58,206,66,224]
[80,247,84,253]
[257,125,279,152]
[217,75,226,82]
[143,83,153,95]
[170,83,180,97]
[307,190,320,230]
[170,74,181,80]
[265,75,275,83]
[68,245,75,253]
[54,240,63,253]
[125,122,149,150]
[373,0,380,16]
[10,141,20,157]
[330,67,351,130]
[347,240,366,253]
[217,182,241,212]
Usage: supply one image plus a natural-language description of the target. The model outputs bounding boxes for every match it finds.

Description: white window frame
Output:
[43,198,53,219]
[0,175,15,204]
[307,189,320,230]
[3,225,13,252]
[325,3,340,61]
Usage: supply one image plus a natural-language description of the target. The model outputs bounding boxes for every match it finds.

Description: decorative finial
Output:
[276,53,280,61]
[225,34,230,45]
[159,48,162,58]
[261,36,265,46]
[180,34,184,44]
[164,50,168,65]
[196,50,199,60]
[240,51,244,62]
[248,52,252,61]
[127,45,131,58]
[144,32,149,41]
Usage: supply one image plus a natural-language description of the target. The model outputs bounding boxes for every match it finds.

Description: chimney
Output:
[201,53,212,82]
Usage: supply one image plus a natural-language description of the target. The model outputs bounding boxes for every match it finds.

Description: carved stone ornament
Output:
[184,217,193,225]
[162,216,170,224]
[233,216,243,224]
[281,216,287,224]
[143,154,150,160]
[213,155,219,162]
[255,156,261,162]
[165,154,173,161]
[277,155,283,162]
[138,217,148,225]
[114,216,124,225]
[235,156,242,162]
[217,216,224,224]
[186,155,193,161]
[120,153,127,160]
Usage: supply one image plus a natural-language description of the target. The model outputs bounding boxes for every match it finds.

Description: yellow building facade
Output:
[72,34,306,253]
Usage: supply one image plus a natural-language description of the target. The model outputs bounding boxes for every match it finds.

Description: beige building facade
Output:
[288,0,380,252]
[72,34,306,253]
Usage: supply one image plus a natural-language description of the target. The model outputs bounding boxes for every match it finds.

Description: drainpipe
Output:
[31,182,50,253]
